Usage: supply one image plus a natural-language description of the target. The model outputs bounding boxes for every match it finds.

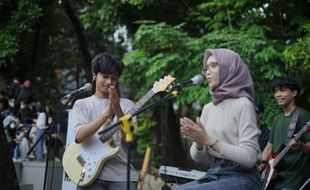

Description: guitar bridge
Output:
[79,168,86,182]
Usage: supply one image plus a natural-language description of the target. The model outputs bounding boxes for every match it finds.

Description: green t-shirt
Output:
[269,108,310,190]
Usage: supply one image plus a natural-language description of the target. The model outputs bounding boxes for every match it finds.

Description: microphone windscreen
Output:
[192,75,204,85]
[84,83,93,91]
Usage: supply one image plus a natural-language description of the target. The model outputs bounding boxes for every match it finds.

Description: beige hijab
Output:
[204,48,254,105]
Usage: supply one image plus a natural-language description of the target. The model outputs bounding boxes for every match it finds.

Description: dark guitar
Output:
[262,122,310,190]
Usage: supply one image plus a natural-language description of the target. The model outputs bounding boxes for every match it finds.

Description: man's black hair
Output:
[91,52,124,76]
[271,76,300,94]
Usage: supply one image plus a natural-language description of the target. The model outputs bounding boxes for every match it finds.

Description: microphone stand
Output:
[162,99,171,190]
[27,95,74,190]
[99,89,181,190]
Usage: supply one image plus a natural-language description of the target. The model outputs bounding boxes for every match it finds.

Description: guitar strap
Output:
[284,107,300,145]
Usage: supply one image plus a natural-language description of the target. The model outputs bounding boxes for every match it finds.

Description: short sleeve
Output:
[71,100,90,137]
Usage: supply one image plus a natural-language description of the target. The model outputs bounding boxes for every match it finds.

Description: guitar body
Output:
[263,158,276,190]
[62,136,120,187]
[263,143,285,190]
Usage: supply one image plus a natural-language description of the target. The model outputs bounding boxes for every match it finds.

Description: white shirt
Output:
[190,97,261,168]
[36,112,47,129]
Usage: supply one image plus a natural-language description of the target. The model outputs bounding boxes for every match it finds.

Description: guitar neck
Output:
[273,126,306,167]
[99,89,155,141]
[130,90,155,114]
[273,145,289,167]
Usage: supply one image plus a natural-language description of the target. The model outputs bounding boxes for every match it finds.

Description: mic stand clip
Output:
[119,114,136,143]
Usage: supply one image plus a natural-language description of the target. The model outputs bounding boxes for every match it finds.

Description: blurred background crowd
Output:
[0,78,66,163]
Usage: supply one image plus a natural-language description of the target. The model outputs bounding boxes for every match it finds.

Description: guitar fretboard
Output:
[273,126,307,167]
[131,90,155,114]
[99,90,155,143]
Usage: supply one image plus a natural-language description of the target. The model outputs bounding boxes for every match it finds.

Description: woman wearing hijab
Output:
[176,49,261,190]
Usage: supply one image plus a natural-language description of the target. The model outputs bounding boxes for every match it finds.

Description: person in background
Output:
[2,113,19,157]
[255,101,270,152]
[7,78,21,100]
[34,101,47,161]
[12,121,30,162]
[1,97,10,122]
[7,78,21,116]
[16,80,32,105]
[261,76,310,190]
[17,101,35,127]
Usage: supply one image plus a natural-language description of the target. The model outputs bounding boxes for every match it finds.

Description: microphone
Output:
[169,75,204,90]
[60,83,92,104]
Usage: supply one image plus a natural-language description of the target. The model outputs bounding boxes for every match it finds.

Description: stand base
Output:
[14,161,63,190]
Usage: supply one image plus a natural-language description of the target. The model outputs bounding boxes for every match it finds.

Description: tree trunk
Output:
[0,125,20,190]
[62,0,92,80]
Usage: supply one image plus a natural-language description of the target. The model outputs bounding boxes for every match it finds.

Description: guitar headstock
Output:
[152,75,176,93]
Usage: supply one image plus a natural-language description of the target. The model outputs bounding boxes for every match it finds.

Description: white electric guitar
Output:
[62,75,175,187]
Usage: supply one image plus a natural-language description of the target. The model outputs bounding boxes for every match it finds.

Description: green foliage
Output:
[0,0,41,65]
[122,22,207,105]
[282,22,310,107]
[135,113,157,154]
[256,93,281,126]
[283,23,310,71]
[0,34,19,62]
[123,0,155,8]
[189,0,262,31]
[79,1,119,34]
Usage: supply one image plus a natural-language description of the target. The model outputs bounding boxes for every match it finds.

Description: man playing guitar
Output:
[261,76,310,190]
[72,52,138,190]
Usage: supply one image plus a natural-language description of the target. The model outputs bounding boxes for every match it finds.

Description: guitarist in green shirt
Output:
[261,76,310,190]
